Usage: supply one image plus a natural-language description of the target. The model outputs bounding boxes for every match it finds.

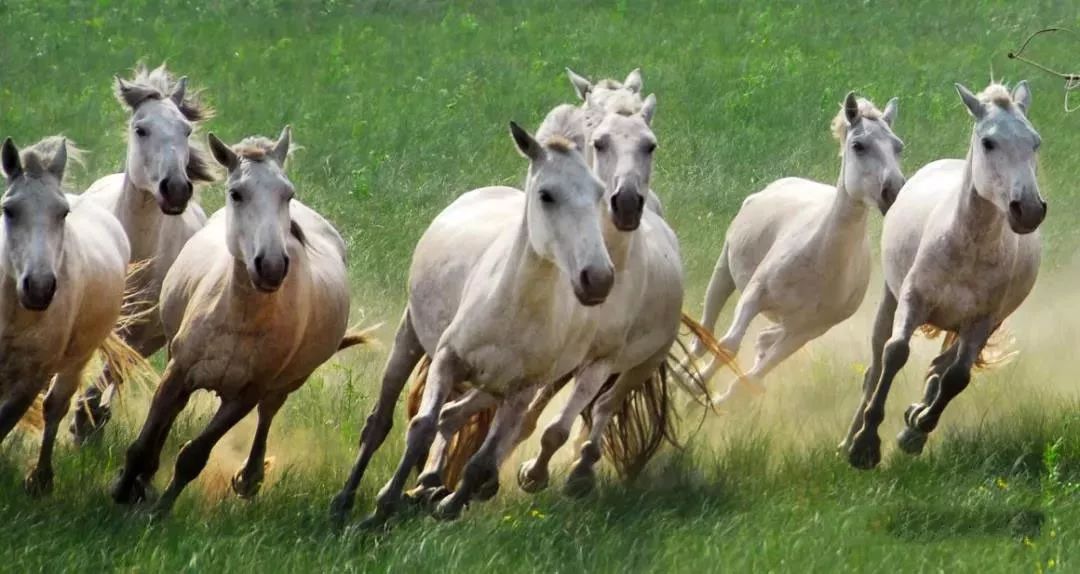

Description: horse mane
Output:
[830,97,885,142]
[979,83,1018,108]
[115,63,213,122]
[19,136,83,184]
[536,104,586,151]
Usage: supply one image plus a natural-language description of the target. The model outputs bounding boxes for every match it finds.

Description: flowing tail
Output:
[918,323,1015,370]
[674,313,744,405]
[405,355,495,489]
[339,323,380,351]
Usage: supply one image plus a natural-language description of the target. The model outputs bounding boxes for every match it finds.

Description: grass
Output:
[1,0,1079,571]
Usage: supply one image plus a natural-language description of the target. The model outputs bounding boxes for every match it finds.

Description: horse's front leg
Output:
[409,388,497,504]
[896,339,959,455]
[840,284,896,451]
[232,390,289,499]
[25,365,86,496]
[848,289,926,470]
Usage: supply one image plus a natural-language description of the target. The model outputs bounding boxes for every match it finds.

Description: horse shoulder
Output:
[79,173,127,213]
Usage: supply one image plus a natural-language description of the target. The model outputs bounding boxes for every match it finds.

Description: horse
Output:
[329,109,614,526]
[110,127,369,514]
[0,136,136,494]
[683,92,905,407]
[845,82,1045,469]
[72,63,216,443]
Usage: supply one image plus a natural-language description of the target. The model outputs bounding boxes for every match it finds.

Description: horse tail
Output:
[917,323,1016,370]
[582,362,678,481]
[674,313,741,404]
[96,331,157,394]
[404,355,494,488]
[338,324,380,352]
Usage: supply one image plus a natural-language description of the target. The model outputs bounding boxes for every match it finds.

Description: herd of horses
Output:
[0,62,1046,527]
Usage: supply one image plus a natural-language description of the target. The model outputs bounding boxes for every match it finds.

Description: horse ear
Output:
[642,93,658,125]
[624,68,643,93]
[843,91,860,125]
[207,133,238,172]
[1012,80,1032,115]
[1,137,22,180]
[509,121,543,162]
[114,75,155,110]
[566,68,593,101]
[271,125,291,166]
[46,139,68,181]
[955,83,985,119]
[170,76,188,107]
[882,97,899,126]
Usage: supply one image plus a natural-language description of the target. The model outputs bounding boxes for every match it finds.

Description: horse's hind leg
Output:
[72,334,164,445]
[848,291,926,470]
[434,384,536,520]
[905,319,992,438]
[518,363,613,494]
[840,285,897,451]
[25,364,87,496]
[111,363,191,505]
[514,373,571,450]
[688,244,737,362]
[712,323,818,409]
[154,391,260,515]
[330,309,424,524]
[232,390,289,499]
[363,346,462,528]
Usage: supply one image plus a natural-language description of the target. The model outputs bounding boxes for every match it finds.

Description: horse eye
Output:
[539,189,555,204]
[229,189,243,202]
[852,141,866,154]
[982,138,996,152]
[134,126,148,138]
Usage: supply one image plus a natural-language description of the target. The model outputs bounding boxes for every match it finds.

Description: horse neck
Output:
[117,174,165,259]
[955,149,1007,243]
[819,160,871,248]
[602,215,639,270]
[493,214,563,310]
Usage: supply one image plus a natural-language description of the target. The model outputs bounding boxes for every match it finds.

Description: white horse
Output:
[845,82,1045,469]
[110,127,367,513]
[685,92,905,406]
[330,110,614,526]
[0,136,133,494]
[72,64,216,442]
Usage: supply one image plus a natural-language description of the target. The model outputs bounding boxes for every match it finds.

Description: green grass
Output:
[2,0,1079,571]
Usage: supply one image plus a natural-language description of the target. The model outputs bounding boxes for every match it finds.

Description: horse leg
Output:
[712,323,819,409]
[330,309,423,524]
[0,381,41,445]
[72,334,164,445]
[25,364,86,496]
[231,390,289,499]
[111,363,191,504]
[896,340,959,455]
[409,388,497,503]
[434,384,536,520]
[566,352,666,497]
[362,346,462,528]
[688,244,736,361]
[840,285,896,451]
[514,373,572,449]
[698,286,761,384]
[153,391,259,516]
[848,290,926,470]
[906,320,992,436]
[518,362,612,493]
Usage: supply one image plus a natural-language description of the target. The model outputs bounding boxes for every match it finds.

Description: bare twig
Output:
[1008,27,1080,112]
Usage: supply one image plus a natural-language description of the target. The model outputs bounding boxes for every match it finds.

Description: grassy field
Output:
[2,0,1079,571]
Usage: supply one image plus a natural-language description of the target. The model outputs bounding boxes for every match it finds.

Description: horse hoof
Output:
[903,403,927,428]
[847,433,882,470]
[110,472,149,505]
[896,426,928,456]
[231,469,263,499]
[432,498,464,522]
[563,466,596,498]
[474,478,500,501]
[405,485,451,509]
[517,460,549,494]
[24,469,53,498]
[328,493,355,526]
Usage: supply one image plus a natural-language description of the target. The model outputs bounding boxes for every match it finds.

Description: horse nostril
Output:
[579,269,591,290]
[254,254,265,275]
[1009,200,1023,220]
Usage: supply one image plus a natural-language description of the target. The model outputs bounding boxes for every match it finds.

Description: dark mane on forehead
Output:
[116,63,214,122]
[544,135,577,153]
[536,104,585,151]
[231,136,280,162]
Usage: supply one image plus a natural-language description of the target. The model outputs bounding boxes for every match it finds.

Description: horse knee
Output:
[540,425,569,452]
[407,414,438,443]
[882,339,910,372]
[174,441,211,483]
[359,411,393,446]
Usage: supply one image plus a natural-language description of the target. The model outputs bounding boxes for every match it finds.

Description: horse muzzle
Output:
[18,273,57,311]
[157,177,193,216]
[1007,198,1047,235]
[573,264,614,306]
[250,252,290,293]
[610,188,645,231]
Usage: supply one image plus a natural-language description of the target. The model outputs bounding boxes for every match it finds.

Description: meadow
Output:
[1,0,1079,571]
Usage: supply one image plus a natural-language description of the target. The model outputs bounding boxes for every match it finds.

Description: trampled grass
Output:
[1,0,1079,571]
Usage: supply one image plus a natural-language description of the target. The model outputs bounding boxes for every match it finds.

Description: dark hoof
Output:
[896,426,928,456]
[847,432,882,470]
[563,465,596,498]
[24,469,54,497]
[517,460,549,494]
[404,485,451,509]
[474,478,500,501]
[231,469,263,499]
[328,492,355,526]
[432,497,464,521]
